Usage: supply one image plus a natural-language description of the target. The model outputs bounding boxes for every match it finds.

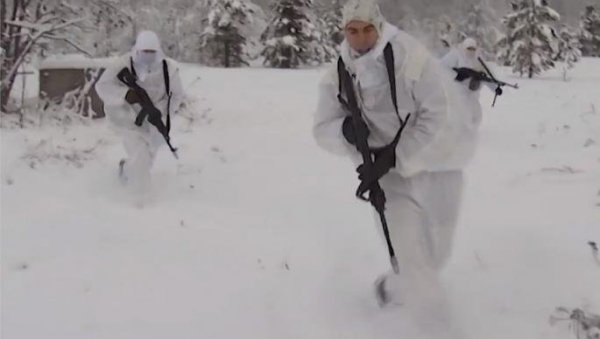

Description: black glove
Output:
[355,143,397,197]
[495,87,503,96]
[359,144,396,181]
[372,144,397,174]
[453,68,468,82]
[342,116,369,146]
[454,67,487,82]
[145,106,162,126]
[469,78,482,91]
[135,105,162,128]
[125,89,141,104]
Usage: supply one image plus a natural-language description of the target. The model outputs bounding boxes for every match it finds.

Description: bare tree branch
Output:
[44,34,92,56]
[2,17,88,89]
[4,17,87,32]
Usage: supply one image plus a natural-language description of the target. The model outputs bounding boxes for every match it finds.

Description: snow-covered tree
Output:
[201,0,256,67]
[163,8,185,58]
[320,0,344,51]
[130,0,209,62]
[74,0,134,57]
[437,15,460,55]
[260,0,329,68]
[457,0,501,60]
[497,0,561,78]
[555,24,582,80]
[311,15,337,63]
[0,0,92,112]
[398,16,459,57]
[579,5,600,57]
[135,2,182,58]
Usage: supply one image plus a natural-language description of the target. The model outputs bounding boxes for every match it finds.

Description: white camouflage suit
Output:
[96,31,184,195]
[313,1,478,338]
[441,37,499,125]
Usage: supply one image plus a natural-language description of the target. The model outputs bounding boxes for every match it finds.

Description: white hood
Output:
[131,30,165,81]
[341,0,385,33]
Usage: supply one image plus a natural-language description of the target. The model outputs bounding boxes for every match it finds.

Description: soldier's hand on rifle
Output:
[454,67,475,82]
[495,87,503,96]
[143,106,162,126]
[469,79,482,91]
[454,67,487,82]
[125,89,141,104]
[135,105,163,129]
[342,116,369,146]
[356,143,397,199]
[373,144,396,173]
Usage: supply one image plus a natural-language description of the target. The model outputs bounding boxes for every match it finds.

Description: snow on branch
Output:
[1,17,88,89]
[4,17,88,34]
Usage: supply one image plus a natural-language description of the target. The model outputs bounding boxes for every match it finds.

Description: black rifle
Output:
[452,58,518,107]
[337,47,410,274]
[478,57,519,107]
[117,67,178,159]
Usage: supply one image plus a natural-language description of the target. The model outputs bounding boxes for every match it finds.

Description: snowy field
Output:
[1,59,599,339]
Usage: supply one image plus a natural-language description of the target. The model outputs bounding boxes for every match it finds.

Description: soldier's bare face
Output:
[345,20,379,55]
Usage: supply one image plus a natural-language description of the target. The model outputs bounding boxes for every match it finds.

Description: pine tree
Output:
[83,0,133,57]
[180,1,212,62]
[312,16,337,63]
[437,15,459,54]
[497,0,561,78]
[579,5,600,57]
[260,0,325,68]
[400,17,448,56]
[321,0,344,51]
[555,24,582,79]
[201,0,256,67]
[457,0,500,61]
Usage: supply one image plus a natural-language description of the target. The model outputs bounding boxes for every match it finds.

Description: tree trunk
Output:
[1,0,24,112]
[1,86,12,112]
[224,40,230,68]
[528,64,533,78]
[282,46,291,68]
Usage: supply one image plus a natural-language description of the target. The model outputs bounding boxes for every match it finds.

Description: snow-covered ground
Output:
[1,59,599,339]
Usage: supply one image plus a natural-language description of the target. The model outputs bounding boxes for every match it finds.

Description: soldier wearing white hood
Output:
[313,1,473,338]
[96,31,185,198]
[441,37,503,108]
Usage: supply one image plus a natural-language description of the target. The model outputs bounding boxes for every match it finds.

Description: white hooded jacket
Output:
[313,4,469,335]
[440,37,497,96]
[313,23,478,177]
[96,31,185,134]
